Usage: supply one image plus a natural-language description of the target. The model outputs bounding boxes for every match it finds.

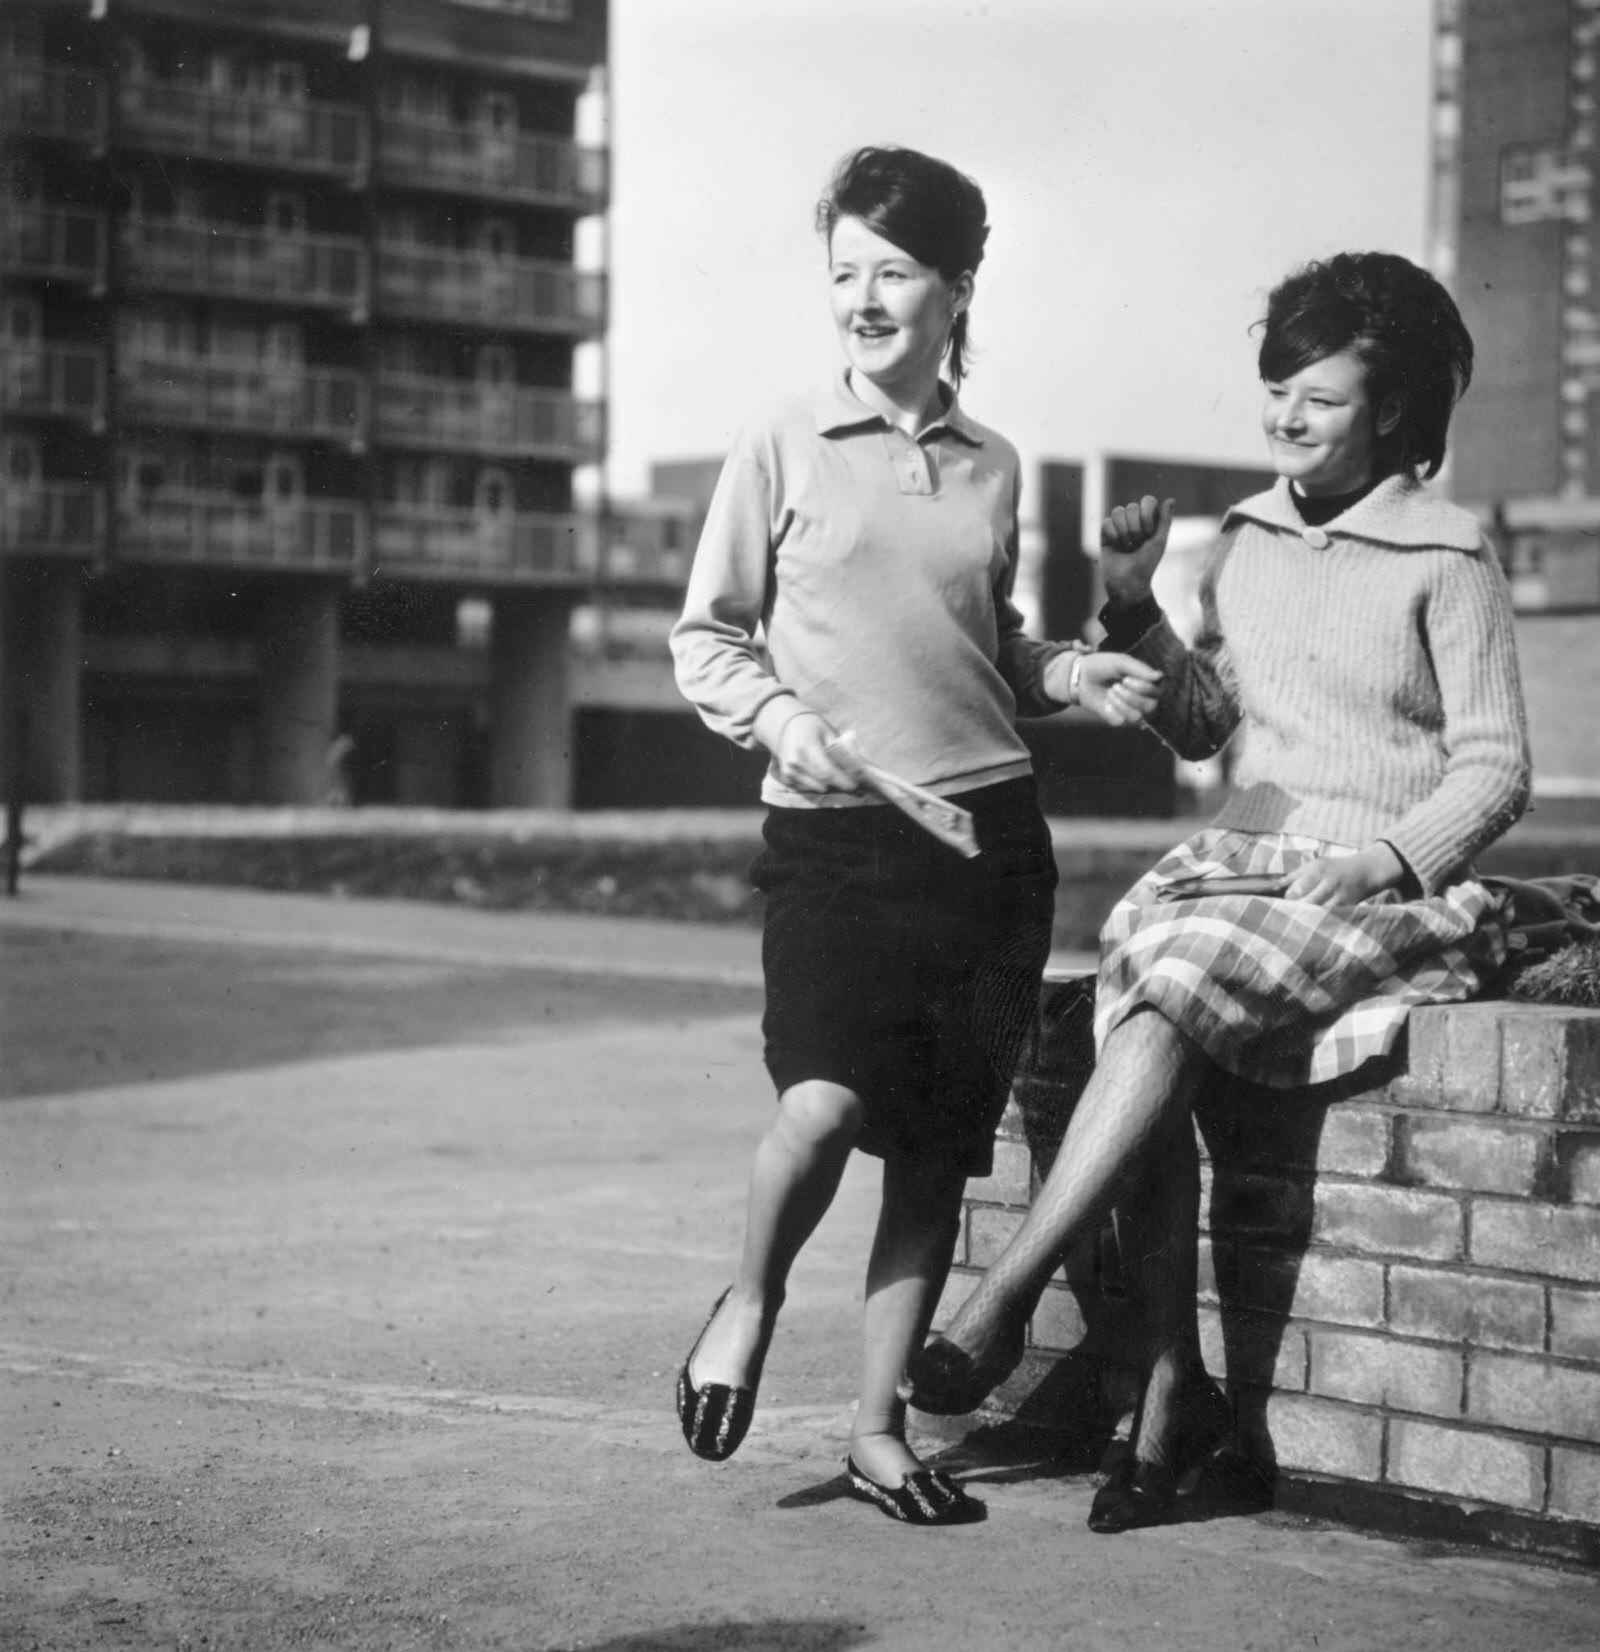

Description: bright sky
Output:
[603,0,1436,519]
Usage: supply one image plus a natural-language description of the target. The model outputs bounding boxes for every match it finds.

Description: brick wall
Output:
[942,980,1600,1562]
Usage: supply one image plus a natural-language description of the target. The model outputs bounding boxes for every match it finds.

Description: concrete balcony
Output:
[0,58,106,144]
[120,352,365,443]
[373,373,601,459]
[1,484,103,559]
[1,205,107,289]
[602,517,694,590]
[118,78,367,178]
[0,344,106,426]
[372,507,596,584]
[376,246,603,334]
[120,219,368,317]
[116,493,363,573]
[377,118,605,210]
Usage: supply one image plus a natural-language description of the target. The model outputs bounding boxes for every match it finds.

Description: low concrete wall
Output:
[946,980,1600,1564]
[19,805,1600,954]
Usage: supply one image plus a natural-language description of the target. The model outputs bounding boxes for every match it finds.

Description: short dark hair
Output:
[816,145,990,387]
[1257,252,1474,480]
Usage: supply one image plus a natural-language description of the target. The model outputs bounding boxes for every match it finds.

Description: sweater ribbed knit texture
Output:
[1130,476,1531,893]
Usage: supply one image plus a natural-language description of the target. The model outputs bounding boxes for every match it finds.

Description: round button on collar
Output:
[1302,526,1330,549]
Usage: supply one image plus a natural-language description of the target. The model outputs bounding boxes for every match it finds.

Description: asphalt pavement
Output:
[2,874,1598,1652]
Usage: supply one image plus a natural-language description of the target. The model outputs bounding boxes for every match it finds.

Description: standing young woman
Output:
[669,145,1152,1524]
[905,251,1531,1533]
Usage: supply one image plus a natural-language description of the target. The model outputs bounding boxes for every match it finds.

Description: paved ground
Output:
[2,874,1598,1652]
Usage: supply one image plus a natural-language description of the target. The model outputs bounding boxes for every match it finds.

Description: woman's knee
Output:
[774,1080,864,1150]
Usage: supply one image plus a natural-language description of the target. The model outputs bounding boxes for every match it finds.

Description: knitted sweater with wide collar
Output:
[1130,474,1530,891]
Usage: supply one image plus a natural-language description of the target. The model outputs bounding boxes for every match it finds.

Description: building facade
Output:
[0,0,653,809]
[1433,0,1600,806]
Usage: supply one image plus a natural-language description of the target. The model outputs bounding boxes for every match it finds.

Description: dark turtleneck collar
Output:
[1290,473,1388,527]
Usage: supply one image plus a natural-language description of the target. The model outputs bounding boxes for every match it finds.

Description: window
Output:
[6,299,39,343]
[269,62,306,102]
[267,192,305,235]
[6,438,39,486]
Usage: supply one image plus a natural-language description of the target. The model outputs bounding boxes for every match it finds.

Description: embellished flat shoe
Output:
[902,1323,1025,1417]
[844,1456,984,1526]
[675,1288,758,1462]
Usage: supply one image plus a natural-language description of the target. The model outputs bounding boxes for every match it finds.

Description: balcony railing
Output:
[120,218,368,315]
[376,245,603,333]
[1,484,103,559]
[372,507,596,583]
[119,78,367,177]
[1,343,106,425]
[120,352,365,442]
[1,206,107,287]
[117,493,363,573]
[1,58,106,143]
[378,117,605,209]
[374,373,601,459]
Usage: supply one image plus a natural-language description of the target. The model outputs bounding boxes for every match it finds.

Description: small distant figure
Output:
[322,733,354,807]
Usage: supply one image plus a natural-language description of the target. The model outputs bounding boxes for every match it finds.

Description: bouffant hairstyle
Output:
[1257,251,1474,480]
[816,145,990,387]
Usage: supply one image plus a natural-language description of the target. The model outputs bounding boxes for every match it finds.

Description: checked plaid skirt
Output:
[1094,828,1508,1090]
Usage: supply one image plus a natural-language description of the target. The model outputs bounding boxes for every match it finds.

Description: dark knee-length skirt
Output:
[753,775,1057,1176]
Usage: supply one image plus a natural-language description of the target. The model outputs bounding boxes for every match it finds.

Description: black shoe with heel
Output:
[675,1288,758,1462]
[1087,1375,1232,1534]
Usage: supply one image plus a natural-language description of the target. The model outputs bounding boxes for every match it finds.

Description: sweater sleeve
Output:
[993,472,1079,716]
[1125,538,1243,759]
[1375,544,1531,892]
[668,445,808,754]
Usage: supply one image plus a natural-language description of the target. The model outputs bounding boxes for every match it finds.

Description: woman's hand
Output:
[1075,653,1163,727]
[1283,843,1406,907]
[1100,495,1176,606]
[774,711,862,794]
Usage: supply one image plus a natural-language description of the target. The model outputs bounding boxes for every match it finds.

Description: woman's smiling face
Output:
[828,214,968,401]
[1260,349,1386,497]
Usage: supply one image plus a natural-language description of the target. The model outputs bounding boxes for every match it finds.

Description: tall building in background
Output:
[1434,0,1600,808]
[0,0,649,809]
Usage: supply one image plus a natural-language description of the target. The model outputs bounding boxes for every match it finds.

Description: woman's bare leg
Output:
[849,1150,968,1486]
[690,1080,862,1389]
[908,1008,1206,1405]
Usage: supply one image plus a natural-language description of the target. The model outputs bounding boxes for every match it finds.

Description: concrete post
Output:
[255,580,341,805]
[6,561,84,803]
[488,592,574,809]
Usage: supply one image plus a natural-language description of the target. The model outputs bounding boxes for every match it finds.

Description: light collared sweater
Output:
[670,375,1073,809]
[1117,475,1531,893]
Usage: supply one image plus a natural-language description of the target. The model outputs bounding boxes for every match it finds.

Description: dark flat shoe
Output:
[1087,1458,1177,1533]
[902,1325,1024,1416]
[844,1457,985,1526]
[1087,1374,1233,1535]
[675,1289,757,1462]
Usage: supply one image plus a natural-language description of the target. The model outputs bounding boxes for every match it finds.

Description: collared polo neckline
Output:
[812,373,983,497]
[812,371,986,447]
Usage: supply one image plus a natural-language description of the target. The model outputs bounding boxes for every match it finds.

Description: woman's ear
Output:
[1376,395,1403,436]
[951,271,974,317]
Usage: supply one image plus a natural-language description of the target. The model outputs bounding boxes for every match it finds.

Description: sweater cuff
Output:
[1098,594,1164,650]
[751,693,811,756]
